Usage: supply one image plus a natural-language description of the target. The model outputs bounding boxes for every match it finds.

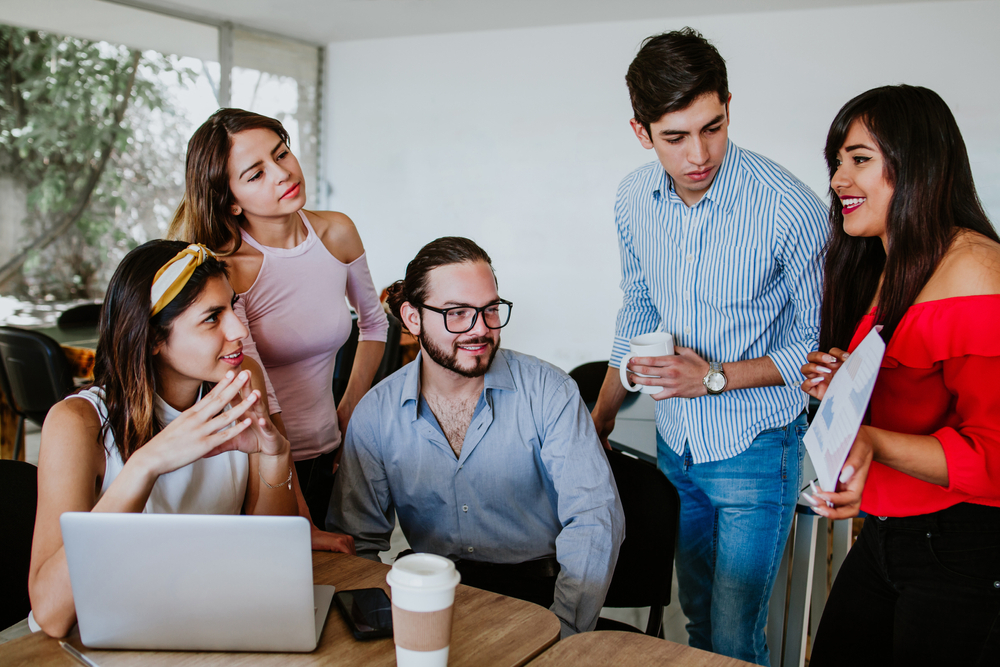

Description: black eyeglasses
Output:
[419,299,513,334]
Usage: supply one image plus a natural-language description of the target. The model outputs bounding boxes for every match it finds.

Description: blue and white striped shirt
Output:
[610,140,828,463]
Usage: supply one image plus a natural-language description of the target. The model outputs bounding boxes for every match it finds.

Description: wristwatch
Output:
[703,361,727,395]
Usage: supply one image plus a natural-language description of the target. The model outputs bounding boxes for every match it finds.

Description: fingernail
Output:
[839,465,855,483]
[226,371,234,379]
[808,376,824,384]
[816,366,832,374]
[810,480,820,494]
[802,492,819,506]
[842,352,850,359]
[824,355,837,363]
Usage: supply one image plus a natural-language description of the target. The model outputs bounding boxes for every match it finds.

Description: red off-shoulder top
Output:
[848,295,1000,517]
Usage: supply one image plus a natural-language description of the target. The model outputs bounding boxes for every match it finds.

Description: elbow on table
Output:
[29,601,76,639]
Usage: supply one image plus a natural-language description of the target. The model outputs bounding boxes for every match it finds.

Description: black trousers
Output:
[294,449,338,528]
[811,503,1000,667]
[453,557,559,609]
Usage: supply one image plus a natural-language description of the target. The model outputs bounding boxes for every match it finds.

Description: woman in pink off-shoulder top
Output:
[169,109,388,554]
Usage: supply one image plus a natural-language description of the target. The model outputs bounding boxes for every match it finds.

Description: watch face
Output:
[706,372,726,392]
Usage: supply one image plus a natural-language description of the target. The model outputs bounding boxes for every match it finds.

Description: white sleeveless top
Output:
[71,387,249,514]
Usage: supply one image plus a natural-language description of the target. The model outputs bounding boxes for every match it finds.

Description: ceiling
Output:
[121,0,948,45]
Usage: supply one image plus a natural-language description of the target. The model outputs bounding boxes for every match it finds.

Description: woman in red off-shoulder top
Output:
[801,86,1000,666]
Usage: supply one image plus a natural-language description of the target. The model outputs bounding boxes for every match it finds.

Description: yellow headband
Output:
[150,244,217,316]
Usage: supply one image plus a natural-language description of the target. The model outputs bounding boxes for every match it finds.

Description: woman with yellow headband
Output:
[28,240,299,638]
[169,109,388,553]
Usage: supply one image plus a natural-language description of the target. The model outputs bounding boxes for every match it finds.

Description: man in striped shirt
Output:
[590,29,828,665]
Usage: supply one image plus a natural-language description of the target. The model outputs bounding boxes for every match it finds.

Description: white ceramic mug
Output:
[619,332,675,394]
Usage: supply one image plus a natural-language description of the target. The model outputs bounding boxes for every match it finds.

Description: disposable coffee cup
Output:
[386,553,461,667]
[619,332,675,394]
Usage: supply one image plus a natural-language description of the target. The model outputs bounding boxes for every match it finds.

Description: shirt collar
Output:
[399,348,517,414]
[654,139,742,214]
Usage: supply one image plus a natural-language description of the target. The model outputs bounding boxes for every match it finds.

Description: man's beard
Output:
[418,330,499,378]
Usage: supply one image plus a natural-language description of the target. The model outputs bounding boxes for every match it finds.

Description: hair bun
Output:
[385,280,407,321]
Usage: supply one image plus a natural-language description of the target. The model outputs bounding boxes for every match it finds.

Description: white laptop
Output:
[60,513,335,652]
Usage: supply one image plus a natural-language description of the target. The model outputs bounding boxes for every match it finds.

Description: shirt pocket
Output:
[698,245,776,308]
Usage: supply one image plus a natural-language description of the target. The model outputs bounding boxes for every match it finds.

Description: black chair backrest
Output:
[568,361,611,408]
[568,360,639,414]
[0,326,76,424]
[373,315,403,386]
[333,313,404,404]
[602,446,679,609]
[0,460,38,630]
[57,302,103,330]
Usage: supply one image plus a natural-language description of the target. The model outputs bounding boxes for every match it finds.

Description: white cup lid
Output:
[386,553,461,589]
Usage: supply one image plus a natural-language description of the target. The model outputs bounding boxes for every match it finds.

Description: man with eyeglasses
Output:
[327,236,624,637]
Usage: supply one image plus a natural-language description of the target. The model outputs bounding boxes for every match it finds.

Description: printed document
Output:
[803,327,886,492]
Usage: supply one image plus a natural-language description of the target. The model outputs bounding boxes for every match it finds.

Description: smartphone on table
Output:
[333,588,393,640]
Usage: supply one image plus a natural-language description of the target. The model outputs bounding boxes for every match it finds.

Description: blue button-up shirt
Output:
[611,140,828,463]
[328,349,625,636]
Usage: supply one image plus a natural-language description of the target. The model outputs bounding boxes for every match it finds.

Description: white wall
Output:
[324,0,1000,372]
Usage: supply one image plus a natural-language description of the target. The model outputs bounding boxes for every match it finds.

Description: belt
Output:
[454,555,560,579]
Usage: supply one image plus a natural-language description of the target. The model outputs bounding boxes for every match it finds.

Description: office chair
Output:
[334,313,404,405]
[596,444,680,637]
[0,460,38,630]
[57,302,102,330]
[0,327,76,461]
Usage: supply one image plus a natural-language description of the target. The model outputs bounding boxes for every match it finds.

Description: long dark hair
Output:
[385,237,494,321]
[820,85,996,350]
[168,108,291,255]
[94,240,229,462]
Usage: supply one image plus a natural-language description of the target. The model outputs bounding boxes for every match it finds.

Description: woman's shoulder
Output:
[226,239,265,294]
[303,210,365,264]
[41,393,106,458]
[916,230,1000,303]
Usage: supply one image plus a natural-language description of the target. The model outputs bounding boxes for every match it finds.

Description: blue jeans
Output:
[657,413,806,666]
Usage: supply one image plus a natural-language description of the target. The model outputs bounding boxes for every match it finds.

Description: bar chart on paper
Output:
[803,327,886,492]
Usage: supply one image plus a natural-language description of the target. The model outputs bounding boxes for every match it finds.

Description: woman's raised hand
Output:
[216,381,290,458]
[133,370,259,477]
[800,348,851,400]
[805,426,875,520]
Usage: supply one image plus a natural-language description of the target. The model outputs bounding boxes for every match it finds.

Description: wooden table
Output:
[527,631,756,667]
[0,551,561,666]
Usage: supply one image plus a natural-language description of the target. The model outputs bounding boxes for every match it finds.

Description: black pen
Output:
[59,640,100,667]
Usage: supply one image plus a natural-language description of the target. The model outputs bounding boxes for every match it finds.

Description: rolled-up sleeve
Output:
[765,187,828,386]
[610,175,662,368]
[936,354,1000,498]
[326,395,395,560]
[541,377,625,636]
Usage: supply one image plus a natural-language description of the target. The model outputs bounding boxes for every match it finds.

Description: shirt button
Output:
[684,326,691,335]
[458,465,463,470]
[462,505,468,512]
[467,546,474,553]
[878,516,887,521]
[686,254,695,263]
